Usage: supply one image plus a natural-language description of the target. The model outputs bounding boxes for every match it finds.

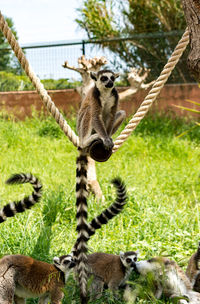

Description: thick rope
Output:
[113,29,189,152]
[0,11,79,147]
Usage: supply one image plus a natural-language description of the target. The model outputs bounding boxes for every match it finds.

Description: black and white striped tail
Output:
[0,173,42,223]
[72,177,127,252]
[88,177,127,237]
[75,150,89,304]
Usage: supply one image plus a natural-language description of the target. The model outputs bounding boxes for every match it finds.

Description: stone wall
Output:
[0,84,199,120]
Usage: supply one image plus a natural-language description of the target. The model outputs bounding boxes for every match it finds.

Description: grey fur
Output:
[77,69,125,150]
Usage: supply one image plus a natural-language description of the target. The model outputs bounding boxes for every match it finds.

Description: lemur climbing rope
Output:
[0,11,189,153]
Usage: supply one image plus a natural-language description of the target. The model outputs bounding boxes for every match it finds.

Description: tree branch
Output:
[119,68,154,101]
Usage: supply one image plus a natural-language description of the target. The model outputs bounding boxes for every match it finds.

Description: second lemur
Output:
[86,250,138,300]
[77,69,126,150]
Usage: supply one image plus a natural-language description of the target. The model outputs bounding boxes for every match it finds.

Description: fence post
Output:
[82,40,85,55]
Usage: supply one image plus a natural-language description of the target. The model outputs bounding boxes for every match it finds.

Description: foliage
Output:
[0,71,82,91]
[0,113,200,303]
[0,71,34,91]
[76,0,192,83]
[0,16,22,74]
[41,78,82,90]
[173,99,200,138]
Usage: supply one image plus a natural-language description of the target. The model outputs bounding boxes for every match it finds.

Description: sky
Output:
[1,0,87,45]
[0,0,97,79]
[0,0,111,80]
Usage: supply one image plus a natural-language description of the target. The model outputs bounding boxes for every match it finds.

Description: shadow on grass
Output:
[31,190,63,261]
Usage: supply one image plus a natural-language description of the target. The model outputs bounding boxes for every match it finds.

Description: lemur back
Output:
[0,173,42,223]
[74,149,127,304]
[0,254,75,304]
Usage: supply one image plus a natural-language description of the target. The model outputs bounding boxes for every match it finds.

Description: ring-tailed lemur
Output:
[0,254,75,304]
[77,69,126,150]
[86,250,138,300]
[76,69,126,303]
[0,173,42,223]
[134,257,200,303]
[74,149,127,304]
[186,242,200,292]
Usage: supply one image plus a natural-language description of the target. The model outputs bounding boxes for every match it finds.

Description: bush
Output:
[0,71,82,91]
[0,71,34,91]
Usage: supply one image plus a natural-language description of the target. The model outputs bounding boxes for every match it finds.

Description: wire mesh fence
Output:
[0,30,195,90]
[20,40,118,80]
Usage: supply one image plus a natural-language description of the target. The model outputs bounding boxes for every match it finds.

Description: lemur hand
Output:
[103,137,114,150]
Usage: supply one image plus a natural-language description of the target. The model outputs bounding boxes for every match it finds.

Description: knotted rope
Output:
[0,10,189,153]
[0,11,79,147]
[113,29,189,152]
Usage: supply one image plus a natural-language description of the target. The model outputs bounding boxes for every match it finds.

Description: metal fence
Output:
[1,30,194,83]
[19,40,114,80]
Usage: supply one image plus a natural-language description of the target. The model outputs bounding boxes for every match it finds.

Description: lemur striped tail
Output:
[73,177,127,252]
[0,173,42,223]
[75,151,89,304]
[74,170,127,304]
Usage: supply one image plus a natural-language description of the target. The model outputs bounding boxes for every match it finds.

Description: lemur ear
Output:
[114,73,120,79]
[90,72,97,81]
[53,257,60,265]
[119,251,124,259]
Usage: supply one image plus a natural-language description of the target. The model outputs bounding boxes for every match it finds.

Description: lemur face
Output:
[53,254,76,273]
[90,70,119,91]
[120,251,138,268]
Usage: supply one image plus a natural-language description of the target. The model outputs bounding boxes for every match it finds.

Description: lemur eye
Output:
[110,76,115,81]
[100,76,108,82]
[126,258,131,263]
[63,260,69,265]
[134,257,137,262]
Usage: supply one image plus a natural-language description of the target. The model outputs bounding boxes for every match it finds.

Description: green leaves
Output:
[76,0,118,40]
[0,71,81,91]
[173,99,200,138]
[75,0,190,83]
[0,16,22,74]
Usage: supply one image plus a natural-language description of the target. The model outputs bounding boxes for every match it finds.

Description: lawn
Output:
[0,111,200,303]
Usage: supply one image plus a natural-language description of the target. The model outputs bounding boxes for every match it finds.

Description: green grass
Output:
[0,111,200,303]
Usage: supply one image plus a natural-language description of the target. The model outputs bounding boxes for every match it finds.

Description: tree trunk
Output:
[181,0,200,81]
